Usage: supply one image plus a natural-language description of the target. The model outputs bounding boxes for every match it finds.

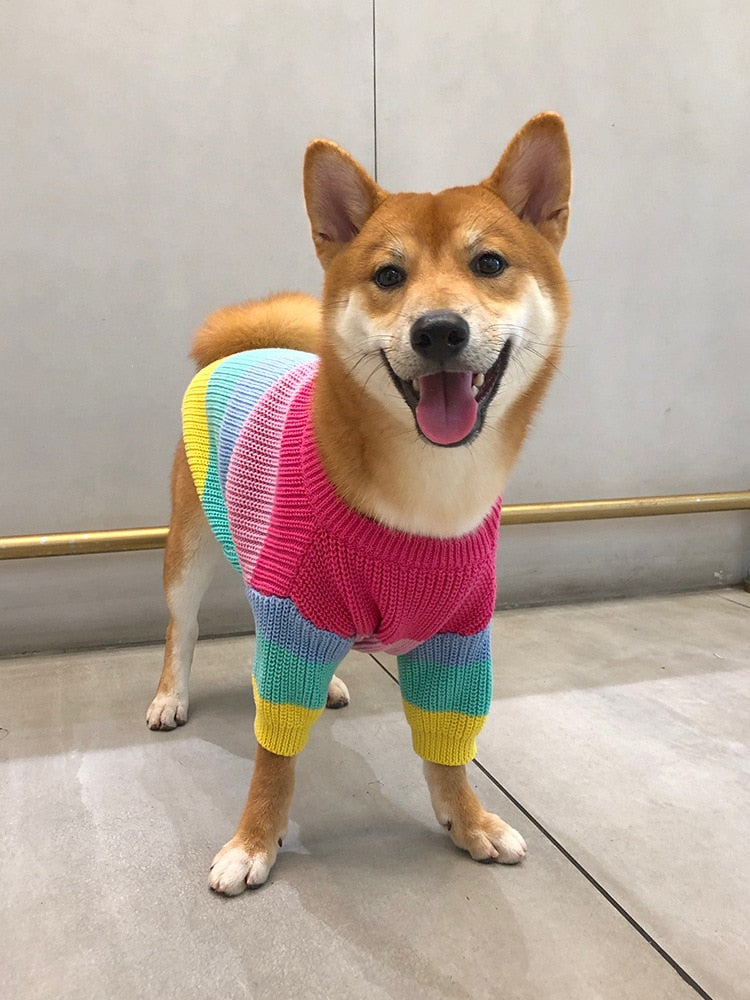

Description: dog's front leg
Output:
[398,630,526,865]
[209,592,352,894]
[210,744,296,894]
[423,761,526,864]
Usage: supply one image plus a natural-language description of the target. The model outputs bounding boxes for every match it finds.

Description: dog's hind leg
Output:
[325,672,350,708]
[147,439,222,730]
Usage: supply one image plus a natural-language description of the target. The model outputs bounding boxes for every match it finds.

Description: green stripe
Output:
[199,355,258,572]
[200,464,239,571]
[397,656,492,718]
[253,635,339,711]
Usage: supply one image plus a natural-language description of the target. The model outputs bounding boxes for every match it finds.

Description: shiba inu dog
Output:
[147,112,571,895]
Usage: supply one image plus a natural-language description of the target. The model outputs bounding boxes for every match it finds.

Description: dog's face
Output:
[324,185,567,447]
[304,113,571,450]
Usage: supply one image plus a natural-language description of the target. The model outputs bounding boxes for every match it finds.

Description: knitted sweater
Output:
[182,349,501,765]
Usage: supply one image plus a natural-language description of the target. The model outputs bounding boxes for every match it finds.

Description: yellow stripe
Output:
[252,678,324,757]
[402,701,487,766]
[181,360,223,495]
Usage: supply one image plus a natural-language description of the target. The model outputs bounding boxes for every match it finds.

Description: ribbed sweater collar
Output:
[291,375,501,569]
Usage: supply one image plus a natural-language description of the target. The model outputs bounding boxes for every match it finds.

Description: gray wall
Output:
[2,1,748,654]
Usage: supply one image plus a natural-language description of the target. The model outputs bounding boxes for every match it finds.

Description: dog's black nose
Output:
[410,311,470,364]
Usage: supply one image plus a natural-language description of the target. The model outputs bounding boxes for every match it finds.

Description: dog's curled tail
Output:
[190,292,322,368]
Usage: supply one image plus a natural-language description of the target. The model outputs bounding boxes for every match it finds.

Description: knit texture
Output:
[182,349,501,764]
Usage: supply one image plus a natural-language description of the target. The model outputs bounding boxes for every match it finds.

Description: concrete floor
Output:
[1,589,748,1000]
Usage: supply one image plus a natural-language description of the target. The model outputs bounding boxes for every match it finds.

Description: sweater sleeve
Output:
[397,627,492,766]
[248,590,353,756]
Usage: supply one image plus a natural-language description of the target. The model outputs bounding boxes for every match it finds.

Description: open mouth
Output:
[381,340,513,447]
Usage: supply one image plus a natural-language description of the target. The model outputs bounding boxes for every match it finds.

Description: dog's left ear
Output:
[484,112,571,253]
[304,140,386,268]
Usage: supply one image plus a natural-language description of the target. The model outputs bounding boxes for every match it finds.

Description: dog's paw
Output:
[209,841,274,895]
[446,812,527,865]
[326,673,350,709]
[146,694,188,730]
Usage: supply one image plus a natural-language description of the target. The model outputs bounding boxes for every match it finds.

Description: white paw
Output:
[326,673,350,709]
[467,819,526,864]
[209,845,273,895]
[146,694,188,730]
[491,825,527,865]
[450,814,527,865]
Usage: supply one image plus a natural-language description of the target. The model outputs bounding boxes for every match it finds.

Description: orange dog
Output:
[148,113,571,894]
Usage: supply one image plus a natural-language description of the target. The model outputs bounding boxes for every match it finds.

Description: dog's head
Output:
[304,112,571,449]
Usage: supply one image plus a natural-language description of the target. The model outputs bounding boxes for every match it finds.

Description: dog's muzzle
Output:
[382,311,513,447]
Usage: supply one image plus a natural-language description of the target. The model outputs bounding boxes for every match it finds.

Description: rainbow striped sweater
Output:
[182,349,501,766]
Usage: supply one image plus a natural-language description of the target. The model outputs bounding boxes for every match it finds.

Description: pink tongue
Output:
[415,372,478,445]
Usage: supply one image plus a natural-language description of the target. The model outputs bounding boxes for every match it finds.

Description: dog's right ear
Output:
[484,112,572,253]
[304,141,385,268]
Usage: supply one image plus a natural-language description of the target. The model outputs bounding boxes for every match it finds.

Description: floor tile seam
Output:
[370,653,398,684]
[471,766,716,1000]
[717,593,750,611]
[369,653,716,1000]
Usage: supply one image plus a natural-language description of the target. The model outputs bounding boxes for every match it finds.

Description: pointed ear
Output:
[303,140,386,268]
[484,112,571,252]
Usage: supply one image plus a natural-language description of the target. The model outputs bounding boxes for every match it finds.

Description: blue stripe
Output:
[248,589,354,665]
[249,590,353,711]
[399,629,491,669]
[215,350,315,490]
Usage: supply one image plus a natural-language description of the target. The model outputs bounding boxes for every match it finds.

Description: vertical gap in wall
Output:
[372,0,378,182]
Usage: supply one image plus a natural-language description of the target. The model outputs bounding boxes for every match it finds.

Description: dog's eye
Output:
[471,252,508,277]
[373,265,406,289]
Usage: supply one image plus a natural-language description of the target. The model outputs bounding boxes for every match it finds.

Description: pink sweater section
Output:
[225,366,501,653]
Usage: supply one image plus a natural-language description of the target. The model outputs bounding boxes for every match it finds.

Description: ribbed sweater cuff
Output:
[402,701,486,766]
[252,677,324,757]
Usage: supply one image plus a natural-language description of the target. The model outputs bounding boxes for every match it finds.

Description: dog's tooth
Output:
[471,384,479,398]
[473,373,485,388]
[411,380,420,394]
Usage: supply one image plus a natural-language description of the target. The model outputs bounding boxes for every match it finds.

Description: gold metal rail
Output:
[501,490,750,525]
[0,527,169,560]
[1,491,748,560]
